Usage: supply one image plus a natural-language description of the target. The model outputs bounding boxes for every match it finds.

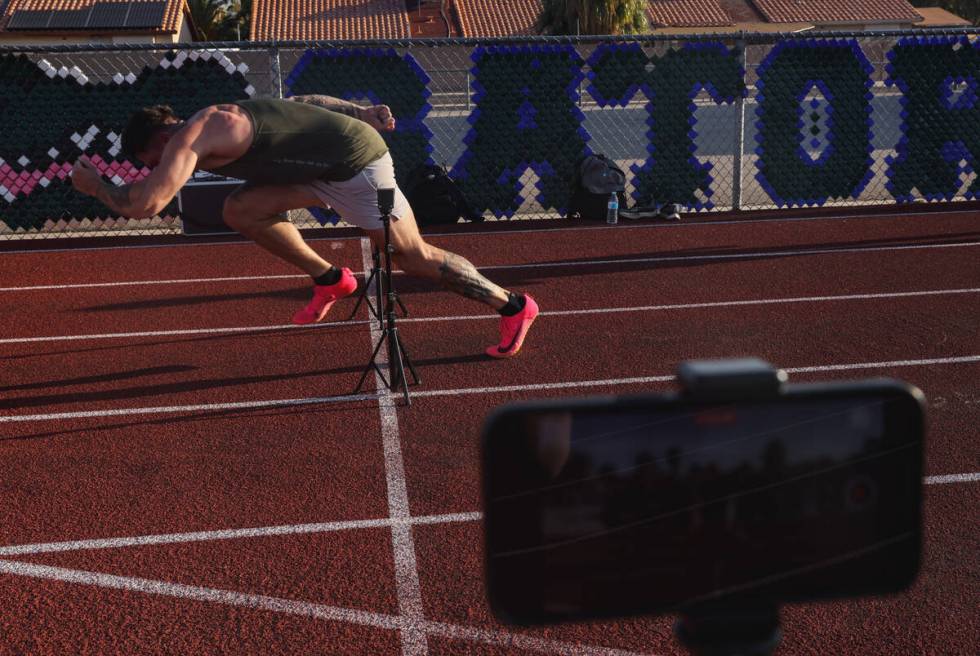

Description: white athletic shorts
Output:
[297,152,412,230]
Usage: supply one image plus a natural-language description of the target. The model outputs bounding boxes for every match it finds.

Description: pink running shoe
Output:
[292,267,358,325]
[486,294,539,358]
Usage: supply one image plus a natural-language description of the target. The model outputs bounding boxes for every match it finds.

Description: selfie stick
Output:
[673,358,787,656]
[353,188,420,405]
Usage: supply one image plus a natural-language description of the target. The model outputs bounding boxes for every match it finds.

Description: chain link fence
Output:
[1,30,978,240]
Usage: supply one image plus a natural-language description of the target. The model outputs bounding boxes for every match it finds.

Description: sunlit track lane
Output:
[397,364,979,519]
[414,520,678,655]
[0,574,401,655]
[410,482,979,656]
[419,211,980,269]
[3,242,978,341]
[18,529,399,615]
[0,408,388,545]
[0,237,362,288]
[0,323,373,416]
[780,482,980,656]
[387,295,977,393]
[343,244,980,327]
[0,279,353,339]
[4,211,979,300]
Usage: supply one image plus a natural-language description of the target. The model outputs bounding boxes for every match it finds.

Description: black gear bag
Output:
[404,163,482,227]
[566,154,627,220]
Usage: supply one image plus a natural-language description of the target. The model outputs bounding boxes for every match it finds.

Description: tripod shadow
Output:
[1,323,368,363]
[75,286,314,314]
[0,361,364,412]
[0,365,195,394]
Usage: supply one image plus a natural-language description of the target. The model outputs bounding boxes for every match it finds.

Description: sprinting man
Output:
[70,96,538,358]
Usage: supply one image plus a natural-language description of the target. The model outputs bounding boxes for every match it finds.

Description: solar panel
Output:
[48,7,93,29]
[7,2,168,31]
[125,2,167,28]
[7,10,53,30]
[88,3,130,29]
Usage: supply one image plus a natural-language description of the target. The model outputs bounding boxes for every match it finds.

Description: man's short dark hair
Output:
[121,105,179,158]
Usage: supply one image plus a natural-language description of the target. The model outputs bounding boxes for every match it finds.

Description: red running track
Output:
[0,209,978,655]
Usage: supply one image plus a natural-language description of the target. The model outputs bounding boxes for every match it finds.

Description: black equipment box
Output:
[177,172,241,236]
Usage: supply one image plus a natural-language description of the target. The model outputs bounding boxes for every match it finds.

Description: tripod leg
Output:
[374,251,385,326]
[387,327,411,405]
[395,332,421,385]
[347,265,380,322]
[354,330,391,394]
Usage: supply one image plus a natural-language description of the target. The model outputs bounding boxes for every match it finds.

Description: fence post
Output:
[731,35,747,212]
[270,45,284,99]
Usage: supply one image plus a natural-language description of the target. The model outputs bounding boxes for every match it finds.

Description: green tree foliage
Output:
[186,0,228,40]
[187,0,252,41]
[910,0,980,25]
[219,0,253,41]
[536,0,648,35]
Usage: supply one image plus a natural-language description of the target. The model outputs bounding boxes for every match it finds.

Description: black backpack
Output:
[404,163,482,227]
[566,154,627,220]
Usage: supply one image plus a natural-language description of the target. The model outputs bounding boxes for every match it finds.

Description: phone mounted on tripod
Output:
[482,358,925,655]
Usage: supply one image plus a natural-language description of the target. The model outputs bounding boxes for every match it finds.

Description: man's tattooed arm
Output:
[438,253,507,305]
[94,182,147,217]
[288,94,362,118]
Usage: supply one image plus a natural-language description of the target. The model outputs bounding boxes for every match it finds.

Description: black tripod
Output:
[347,244,408,328]
[354,188,420,405]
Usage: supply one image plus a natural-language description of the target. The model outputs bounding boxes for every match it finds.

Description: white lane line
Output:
[3,354,980,424]
[362,238,427,656]
[1,471,975,558]
[478,239,980,272]
[0,274,305,293]
[4,287,980,345]
[0,560,651,656]
[0,512,484,557]
[780,355,980,374]
[409,355,980,400]
[2,239,979,293]
[412,375,675,399]
[0,559,402,628]
[925,472,980,485]
[0,392,381,423]
[0,319,360,344]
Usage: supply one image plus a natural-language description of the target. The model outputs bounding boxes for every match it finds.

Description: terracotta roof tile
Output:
[648,0,733,27]
[454,0,541,37]
[750,0,922,24]
[251,0,410,41]
[0,0,184,33]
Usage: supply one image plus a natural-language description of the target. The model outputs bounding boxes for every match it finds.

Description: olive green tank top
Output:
[208,98,389,184]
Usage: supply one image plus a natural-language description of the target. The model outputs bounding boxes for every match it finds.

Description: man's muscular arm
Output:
[72,114,207,218]
[92,176,143,217]
[288,94,361,116]
[288,95,396,131]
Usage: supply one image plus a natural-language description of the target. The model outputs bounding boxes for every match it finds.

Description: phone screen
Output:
[483,387,923,623]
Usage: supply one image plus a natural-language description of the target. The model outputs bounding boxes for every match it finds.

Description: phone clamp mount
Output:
[353,188,421,405]
[673,358,789,656]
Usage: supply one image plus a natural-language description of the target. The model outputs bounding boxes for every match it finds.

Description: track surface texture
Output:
[1,209,978,655]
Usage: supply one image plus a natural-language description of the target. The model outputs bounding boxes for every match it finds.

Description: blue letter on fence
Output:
[451,45,589,218]
[886,36,980,202]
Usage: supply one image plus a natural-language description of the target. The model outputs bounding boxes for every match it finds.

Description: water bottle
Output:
[606,192,619,225]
